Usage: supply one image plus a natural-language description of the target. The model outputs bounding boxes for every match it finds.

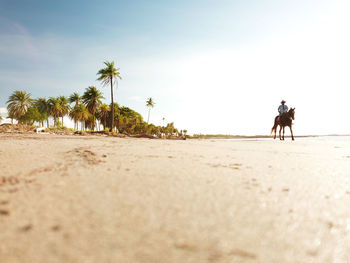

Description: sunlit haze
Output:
[1,0,350,135]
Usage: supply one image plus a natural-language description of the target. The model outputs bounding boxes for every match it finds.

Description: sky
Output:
[1,0,350,135]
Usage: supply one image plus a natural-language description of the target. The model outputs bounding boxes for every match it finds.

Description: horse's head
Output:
[289,108,295,120]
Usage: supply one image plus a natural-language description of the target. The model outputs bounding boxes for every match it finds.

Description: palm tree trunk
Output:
[147,108,150,124]
[110,76,114,132]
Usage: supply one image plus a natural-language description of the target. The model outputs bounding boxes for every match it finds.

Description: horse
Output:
[271,108,295,140]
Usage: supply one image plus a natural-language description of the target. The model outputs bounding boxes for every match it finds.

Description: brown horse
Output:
[271,108,295,140]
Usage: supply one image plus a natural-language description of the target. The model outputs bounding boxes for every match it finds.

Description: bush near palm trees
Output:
[6,90,33,121]
[116,106,143,134]
[18,106,42,125]
[97,61,122,131]
[82,86,104,131]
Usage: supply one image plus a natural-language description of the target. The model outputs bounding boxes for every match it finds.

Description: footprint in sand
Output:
[25,178,36,184]
[0,176,20,186]
[27,167,53,176]
[230,163,243,170]
[51,225,61,232]
[0,209,10,216]
[66,148,103,165]
[20,224,33,232]
[173,241,198,252]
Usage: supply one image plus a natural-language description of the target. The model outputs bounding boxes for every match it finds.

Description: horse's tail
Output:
[271,116,279,136]
[271,125,276,135]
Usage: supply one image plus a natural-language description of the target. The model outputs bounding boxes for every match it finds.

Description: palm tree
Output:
[69,105,79,130]
[6,90,32,121]
[68,93,81,129]
[98,103,110,130]
[79,105,90,131]
[69,92,81,107]
[146,97,155,124]
[69,103,89,130]
[97,61,122,131]
[58,96,70,126]
[82,86,104,130]
[48,97,61,126]
[34,98,49,127]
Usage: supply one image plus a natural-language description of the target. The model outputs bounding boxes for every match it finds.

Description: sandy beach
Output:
[1,134,350,262]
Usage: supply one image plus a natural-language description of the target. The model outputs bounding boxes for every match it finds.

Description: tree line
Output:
[4,61,187,138]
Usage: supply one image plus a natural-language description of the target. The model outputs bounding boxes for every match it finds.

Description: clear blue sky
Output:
[1,0,350,134]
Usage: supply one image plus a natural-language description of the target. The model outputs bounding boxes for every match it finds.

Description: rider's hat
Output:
[281,100,286,104]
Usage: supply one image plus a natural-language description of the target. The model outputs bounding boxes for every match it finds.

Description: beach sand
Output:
[1,134,350,263]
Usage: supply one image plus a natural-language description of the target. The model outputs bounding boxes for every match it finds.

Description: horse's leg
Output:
[282,126,285,140]
[279,125,282,140]
[290,126,294,140]
[272,117,278,139]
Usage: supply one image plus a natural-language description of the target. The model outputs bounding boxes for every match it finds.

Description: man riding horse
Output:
[272,100,295,140]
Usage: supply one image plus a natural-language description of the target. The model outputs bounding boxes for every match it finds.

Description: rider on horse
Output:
[272,100,295,140]
[278,100,288,121]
